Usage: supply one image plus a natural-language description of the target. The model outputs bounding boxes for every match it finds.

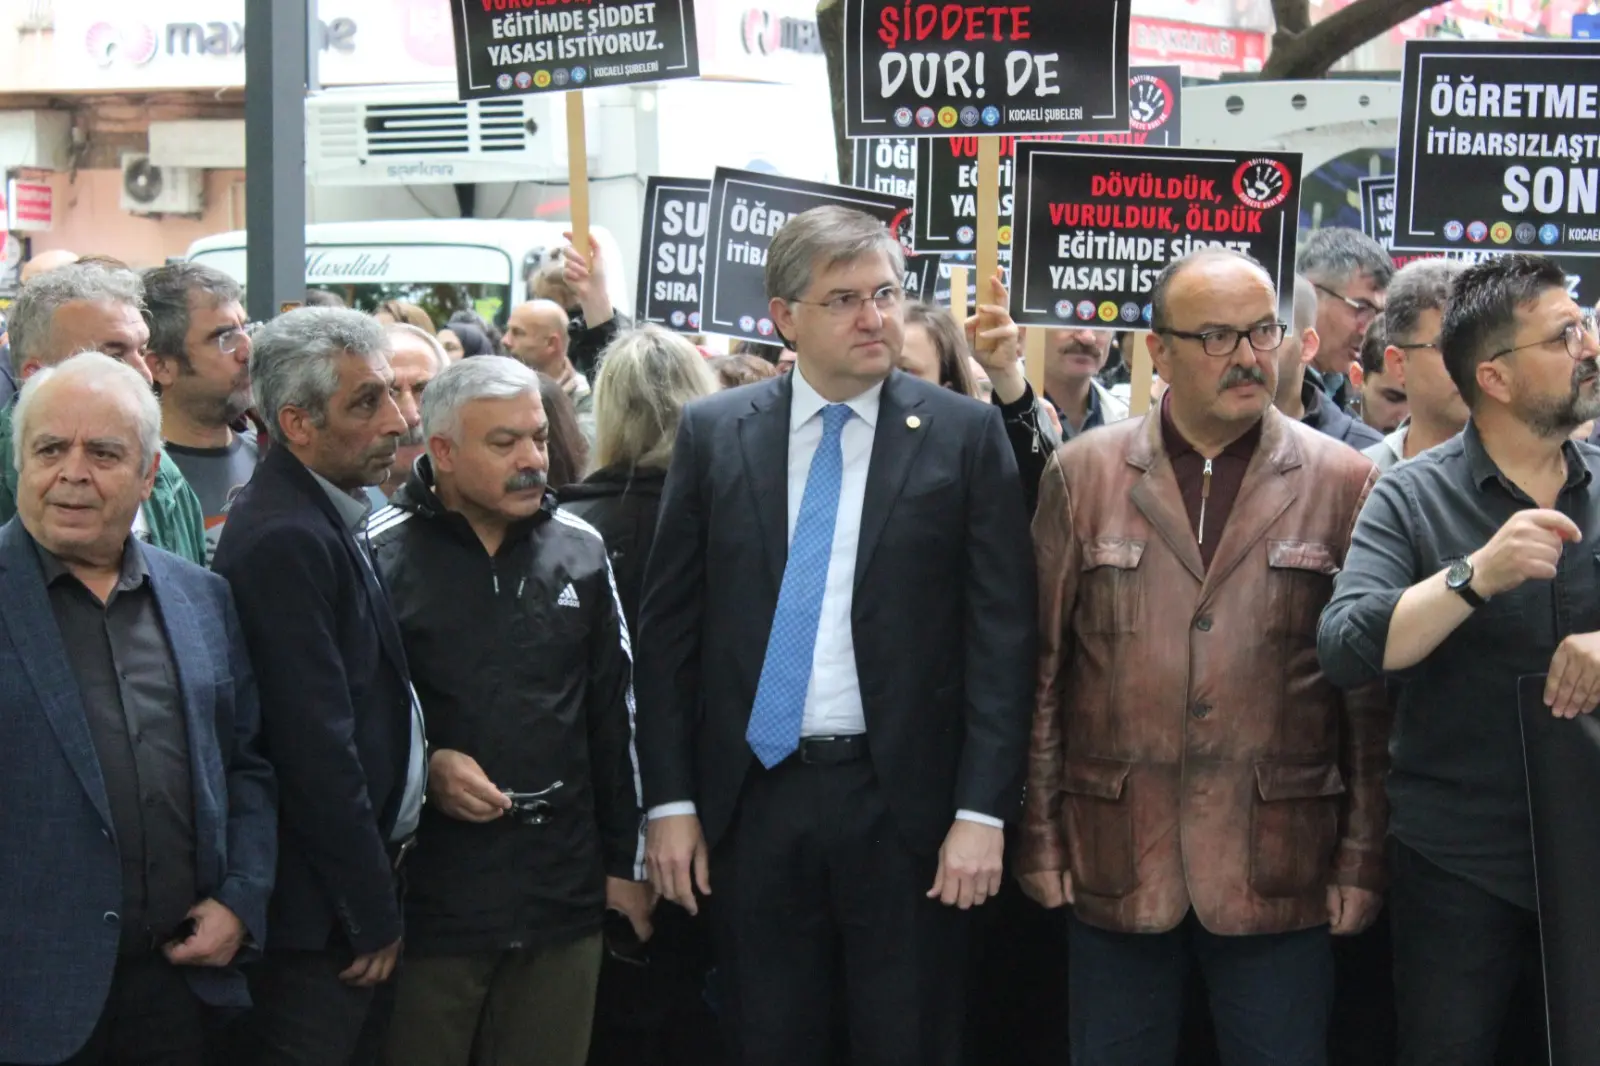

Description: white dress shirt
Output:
[649,368,999,829]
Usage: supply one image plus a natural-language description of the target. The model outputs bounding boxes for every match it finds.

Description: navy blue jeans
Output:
[1068,910,1334,1066]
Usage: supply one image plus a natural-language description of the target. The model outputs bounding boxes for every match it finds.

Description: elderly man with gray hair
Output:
[0,351,275,1066]
[0,260,205,564]
[635,205,1036,1065]
[365,355,645,1066]
[212,308,428,1066]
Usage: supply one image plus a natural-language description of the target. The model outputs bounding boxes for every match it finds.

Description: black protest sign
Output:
[852,138,919,199]
[1010,143,1301,331]
[702,168,913,343]
[636,177,710,332]
[903,252,941,302]
[1394,40,1600,256]
[449,1,698,100]
[1352,173,1594,299]
[842,0,1130,138]
[1075,65,1184,148]
[1358,176,1395,246]
[912,135,1036,254]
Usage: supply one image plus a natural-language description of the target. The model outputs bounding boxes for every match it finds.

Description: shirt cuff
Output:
[955,809,1004,829]
[648,802,697,820]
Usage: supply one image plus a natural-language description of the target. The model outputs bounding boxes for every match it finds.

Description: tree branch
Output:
[1262,0,1446,79]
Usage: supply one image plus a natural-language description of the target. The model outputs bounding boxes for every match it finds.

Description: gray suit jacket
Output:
[0,517,276,1064]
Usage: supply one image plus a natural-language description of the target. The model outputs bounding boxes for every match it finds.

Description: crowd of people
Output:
[0,211,1592,1066]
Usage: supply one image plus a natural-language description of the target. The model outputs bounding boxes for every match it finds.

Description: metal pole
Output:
[244,0,307,321]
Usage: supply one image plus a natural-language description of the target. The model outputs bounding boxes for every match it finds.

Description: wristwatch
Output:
[1445,556,1488,609]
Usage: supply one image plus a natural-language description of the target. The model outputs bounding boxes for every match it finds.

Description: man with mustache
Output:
[213,309,426,1066]
[1042,326,1129,441]
[376,324,447,500]
[1021,248,1389,1066]
[366,356,646,1066]
[1320,253,1600,1065]
[142,263,258,564]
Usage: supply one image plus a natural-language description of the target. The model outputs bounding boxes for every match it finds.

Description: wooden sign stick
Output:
[566,91,591,259]
[949,265,970,327]
[1025,318,1046,398]
[973,136,1001,352]
[1129,330,1155,416]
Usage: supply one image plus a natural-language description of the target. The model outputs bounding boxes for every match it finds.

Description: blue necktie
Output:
[746,403,853,768]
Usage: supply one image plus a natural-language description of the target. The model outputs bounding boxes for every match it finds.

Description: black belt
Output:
[797,735,869,766]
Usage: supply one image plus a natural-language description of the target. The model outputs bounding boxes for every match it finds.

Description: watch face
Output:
[1446,557,1472,589]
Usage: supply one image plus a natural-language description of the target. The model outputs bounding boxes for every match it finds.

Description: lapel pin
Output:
[906,415,922,430]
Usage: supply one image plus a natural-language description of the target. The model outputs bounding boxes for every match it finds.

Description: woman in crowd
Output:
[563,325,718,630]
[448,308,504,354]
[438,320,495,360]
[709,353,779,391]
[899,300,981,398]
[538,371,591,491]
[562,325,723,1066]
[374,298,436,334]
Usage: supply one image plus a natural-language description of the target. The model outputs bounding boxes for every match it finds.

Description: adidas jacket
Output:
[367,458,643,958]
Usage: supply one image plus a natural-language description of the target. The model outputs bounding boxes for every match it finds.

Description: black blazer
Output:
[635,370,1037,855]
[213,445,413,955]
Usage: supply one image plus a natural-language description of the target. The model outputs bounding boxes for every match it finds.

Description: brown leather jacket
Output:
[1019,407,1390,936]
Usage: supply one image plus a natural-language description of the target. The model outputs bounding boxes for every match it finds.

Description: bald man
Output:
[1022,248,1387,1066]
[504,298,594,447]
[20,248,81,286]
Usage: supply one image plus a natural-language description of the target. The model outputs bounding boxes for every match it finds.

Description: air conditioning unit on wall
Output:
[120,154,204,216]
[306,82,571,186]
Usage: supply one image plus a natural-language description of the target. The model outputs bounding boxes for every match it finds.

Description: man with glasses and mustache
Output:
[142,263,258,564]
[366,356,646,1066]
[1298,227,1395,414]
[637,205,1035,1066]
[1320,253,1600,1065]
[1021,248,1389,1066]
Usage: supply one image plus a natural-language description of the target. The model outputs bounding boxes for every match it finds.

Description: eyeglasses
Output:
[1314,282,1385,322]
[792,284,904,317]
[1392,339,1440,353]
[214,325,255,356]
[1488,312,1600,362]
[1159,322,1287,358]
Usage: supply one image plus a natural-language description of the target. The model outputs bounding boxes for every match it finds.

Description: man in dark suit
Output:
[0,351,275,1066]
[212,309,423,1066]
[636,206,1037,1066]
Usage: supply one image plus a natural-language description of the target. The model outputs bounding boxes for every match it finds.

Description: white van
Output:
[185,219,630,329]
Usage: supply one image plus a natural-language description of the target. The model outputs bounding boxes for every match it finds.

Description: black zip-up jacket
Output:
[367,459,643,957]
[559,464,665,637]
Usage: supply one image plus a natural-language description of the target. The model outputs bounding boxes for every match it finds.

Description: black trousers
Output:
[4,955,213,1066]
[1067,910,1334,1066]
[586,902,726,1066]
[227,949,391,1066]
[1388,839,1547,1066]
[708,757,968,1066]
